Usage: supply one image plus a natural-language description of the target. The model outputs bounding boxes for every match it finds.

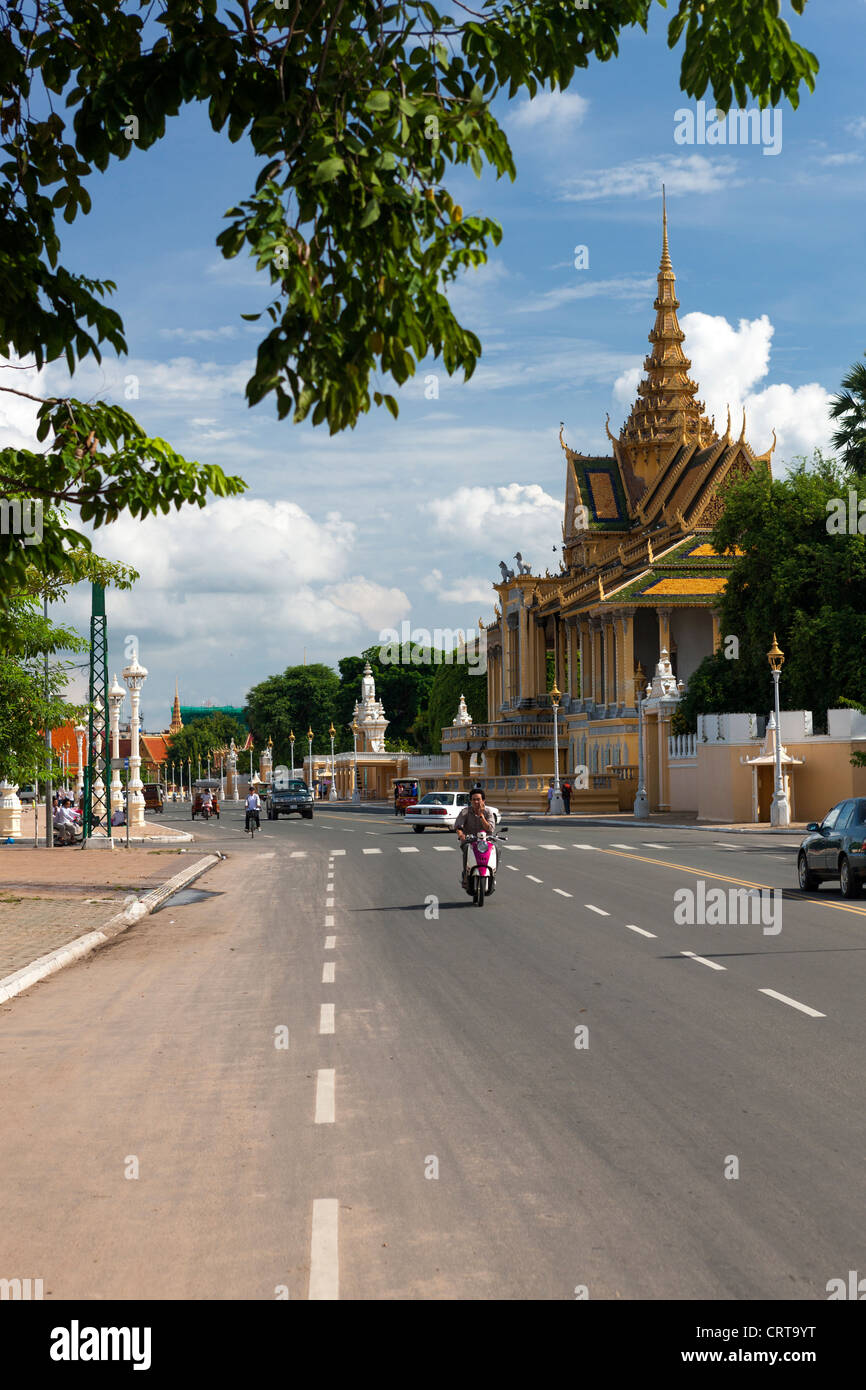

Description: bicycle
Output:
[245,811,260,837]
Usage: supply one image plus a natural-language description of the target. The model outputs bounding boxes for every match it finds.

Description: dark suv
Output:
[266,780,314,821]
[798,798,866,897]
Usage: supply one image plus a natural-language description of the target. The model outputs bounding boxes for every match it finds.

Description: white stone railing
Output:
[668,733,697,759]
[408,755,450,770]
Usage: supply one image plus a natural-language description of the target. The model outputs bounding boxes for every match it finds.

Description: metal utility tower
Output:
[83,583,111,841]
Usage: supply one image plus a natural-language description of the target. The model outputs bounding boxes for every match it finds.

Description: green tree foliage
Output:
[167,712,247,770]
[245,664,342,763]
[678,453,866,731]
[336,647,438,751]
[0,593,88,781]
[830,353,866,479]
[0,1,818,599]
[424,662,487,750]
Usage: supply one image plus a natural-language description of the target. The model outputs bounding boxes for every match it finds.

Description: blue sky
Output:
[4,0,864,729]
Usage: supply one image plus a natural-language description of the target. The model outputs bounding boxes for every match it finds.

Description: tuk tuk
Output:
[393,779,419,816]
[191,779,221,820]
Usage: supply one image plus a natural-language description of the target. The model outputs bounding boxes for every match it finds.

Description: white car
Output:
[405,790,501,833]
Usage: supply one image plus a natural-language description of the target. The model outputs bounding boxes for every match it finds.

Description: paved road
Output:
[0,801,863,1300]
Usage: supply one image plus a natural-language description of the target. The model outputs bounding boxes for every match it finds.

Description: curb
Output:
[0,853,223,1007]
[516,816,804,835]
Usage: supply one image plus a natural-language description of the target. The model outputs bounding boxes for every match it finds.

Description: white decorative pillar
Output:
[260,737,273,785]
[122,656,148,829]
[107,675,125,811]
[0,781,22,840]
[74,723,86,800]
[227,738,239,800]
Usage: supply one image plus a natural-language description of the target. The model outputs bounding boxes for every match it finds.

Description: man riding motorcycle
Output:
[455,786,495,891]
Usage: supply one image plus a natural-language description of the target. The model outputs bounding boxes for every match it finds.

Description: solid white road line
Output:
[324,935,336,949]
[759,988,825,1018]
[319,1003,335,1034]
[362,847,382,855]
[322,962,335,984]
[680,950,726,971]
[315,1069,335,1124]
[399,846,420,853]
[526,875,543,884]
[325,915,335,927]
[309,1198,339,1300]
[553,888,573,897]
[585,904,609,916]
[626,924,657,938]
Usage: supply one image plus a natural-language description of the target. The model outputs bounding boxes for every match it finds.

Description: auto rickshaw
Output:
[191,779,221,820]
[393,779,419,816]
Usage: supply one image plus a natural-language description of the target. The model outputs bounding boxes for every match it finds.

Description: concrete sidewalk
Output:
[0,844,218,991]
[11,804,194,845]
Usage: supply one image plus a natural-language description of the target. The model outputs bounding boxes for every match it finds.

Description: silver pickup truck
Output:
[266,780,314,821]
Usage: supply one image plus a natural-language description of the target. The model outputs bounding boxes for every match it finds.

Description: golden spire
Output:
[169,678,183,735]
[618,193,715,453]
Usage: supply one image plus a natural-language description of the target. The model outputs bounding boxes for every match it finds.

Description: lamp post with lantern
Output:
[768,633,789,827]
[329,723,337,800]
[351,720,360,802]
[121,655,148,830]
[74,723,86,801]
[549,682,565,815]
[289,729,295,776]
[634,663,650,820]
[307,727,314,791]
[107,674,125,813]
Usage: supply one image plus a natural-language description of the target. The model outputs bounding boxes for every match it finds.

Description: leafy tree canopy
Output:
[245,663,342,763]
[678,452,866,732]
[830,352,866,479]
[167,711,247,769]
[423,660,487,750]
[0,1,818,598]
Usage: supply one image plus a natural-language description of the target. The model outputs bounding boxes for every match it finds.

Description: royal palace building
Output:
[444,208,778,813]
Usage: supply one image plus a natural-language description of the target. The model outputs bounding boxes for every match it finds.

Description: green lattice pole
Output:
[84,583,111,842]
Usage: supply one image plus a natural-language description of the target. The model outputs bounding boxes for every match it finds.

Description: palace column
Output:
[592,620,604,705]
[567,621,579,699]
[499,614,507,709]
[537,620,548,695]
[579,619,591,705]
[711,609,722,653]
[618,613,636,713]
[604,619,617,707]
[657,606,672,661]
[518,604,531,702]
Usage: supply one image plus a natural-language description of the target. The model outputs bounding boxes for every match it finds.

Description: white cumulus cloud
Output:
[508,89,589,134]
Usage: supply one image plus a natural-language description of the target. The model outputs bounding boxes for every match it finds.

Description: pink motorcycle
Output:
[464,829,507,907]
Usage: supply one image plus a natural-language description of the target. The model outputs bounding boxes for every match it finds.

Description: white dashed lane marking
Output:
[290,851,307,858]
[399,846,420,853]
[681,950,726,971]
[626,924,657,938]
[526,875,543,884]
[362,847,382,855]
[507,865,520,872]
[433,846,456,852]
[585,904,609,916]
[314,1069,335,1124]
[642,843,671,850]
[759,988,825,1018]
[539,843,566,851]
[319,1004,335,1034]
[322,962,335,984]
[325,915,335,927]
[553,888,573,898]
[324,935,336,949]
[326,897,334,907]
[572,843,596,850]
[309,1199,339,1300]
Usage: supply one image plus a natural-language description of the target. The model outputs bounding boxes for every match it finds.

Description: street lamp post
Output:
[121,656,148,830]
[307,727,314,791]
[289,730,295,776]
[107,675,124,813]
[549,683,565,815]
[74,723,86,802]
[329,722,337,800]
[634,664,650,819]
[768,633,789,827]
[351,720,360,803]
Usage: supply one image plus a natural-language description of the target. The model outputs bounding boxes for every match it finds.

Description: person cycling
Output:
[455,786,494,889]
[245,789,261,833]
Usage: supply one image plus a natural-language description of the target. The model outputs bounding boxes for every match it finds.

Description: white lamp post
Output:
[290,729,295,776]
[122,654,148,830]
[549,682,565,814]
[768,634,789,827]
[107,674,125,812]
[351,720,360,803]
[634,665,650,819]
[329,722,337,800]
[307,727,314,790]
[74,723,86,801]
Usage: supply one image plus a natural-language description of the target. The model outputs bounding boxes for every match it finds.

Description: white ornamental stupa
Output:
[353,662,389,752]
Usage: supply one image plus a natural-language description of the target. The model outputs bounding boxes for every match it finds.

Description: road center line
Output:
[314,1069,335,1124]
[309,1198,339,1300]
[319,1003,335,1034]
[759,988,825,1017]
[681,950,726,971]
